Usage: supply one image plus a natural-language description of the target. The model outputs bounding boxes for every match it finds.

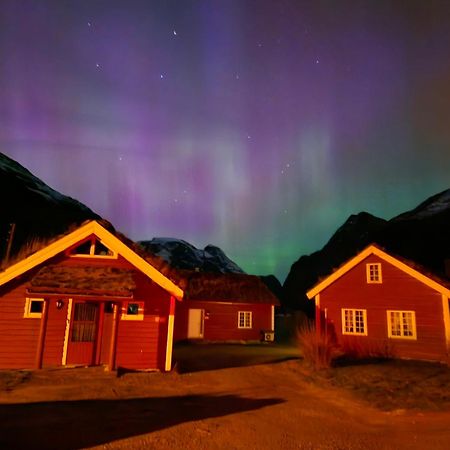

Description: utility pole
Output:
[4,222,16,265]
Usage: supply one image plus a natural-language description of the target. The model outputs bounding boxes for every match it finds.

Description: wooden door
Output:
[187,309,204,339]
[67,302,98,365]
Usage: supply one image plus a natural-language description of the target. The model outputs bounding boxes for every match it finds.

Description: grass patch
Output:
[307,359,450,411]
[173,343,299,373]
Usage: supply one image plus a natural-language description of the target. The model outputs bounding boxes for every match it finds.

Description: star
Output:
[316,59,320,64]
[173,30,177,36]
[160,74,164,79]
[87,22,92,27]
[96,63,101,69]
[236,74,240,79]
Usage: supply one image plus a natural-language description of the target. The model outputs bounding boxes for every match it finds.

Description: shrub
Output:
[296,322,339,370]
[339,338,395,363]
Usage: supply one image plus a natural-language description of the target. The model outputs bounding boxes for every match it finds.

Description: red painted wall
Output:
[115,273,170,371]
[174,300,273,342]
[42,298,69,366]
[318,255,448,362]
[0,277,41,369]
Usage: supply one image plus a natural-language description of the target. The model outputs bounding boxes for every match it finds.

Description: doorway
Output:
[187,308,204,339]
[66,302,98,365]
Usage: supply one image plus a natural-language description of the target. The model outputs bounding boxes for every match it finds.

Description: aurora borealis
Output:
[1,0,450,280]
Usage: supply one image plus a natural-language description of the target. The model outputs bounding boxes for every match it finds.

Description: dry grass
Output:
[296,322,339,370]
[340,338,395,361]
[1,237,51,269]
[306,359,450,411]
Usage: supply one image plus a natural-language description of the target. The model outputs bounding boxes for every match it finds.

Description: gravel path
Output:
[1,361,449,449]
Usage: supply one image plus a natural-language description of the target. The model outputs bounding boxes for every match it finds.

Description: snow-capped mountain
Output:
[392,189,450,221]
[0,153,255,280]
[138,238,245,273]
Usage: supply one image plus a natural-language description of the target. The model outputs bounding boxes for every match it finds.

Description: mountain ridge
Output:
[0,152,282,298]
[283,188,450,312]
[0,152,100,261]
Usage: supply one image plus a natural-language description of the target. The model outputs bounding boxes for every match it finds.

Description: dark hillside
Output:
[284,189,450,313]
[0,152,99,265]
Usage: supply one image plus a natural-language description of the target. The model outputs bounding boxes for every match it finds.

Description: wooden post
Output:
[108,303,120,371]
[35,299,49,369]
[165,296,176,372]
[4,223,16,265]
[61,298,73,365]
[315,294,321,337]
[95,302,105,365]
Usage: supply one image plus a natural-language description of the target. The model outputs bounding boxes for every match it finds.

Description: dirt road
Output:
[1,360,449,449]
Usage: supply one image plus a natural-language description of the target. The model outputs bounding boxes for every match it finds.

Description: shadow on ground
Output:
[173,343,299,373]
[0,394,283,449]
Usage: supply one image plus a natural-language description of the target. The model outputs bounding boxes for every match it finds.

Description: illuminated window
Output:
[121,301,144,321]
[387,311,417,339]
[69,238,116,258]
[342,309,367,335]
[238,311,252,329]
[366,263,382,283]
[24,298,44,318]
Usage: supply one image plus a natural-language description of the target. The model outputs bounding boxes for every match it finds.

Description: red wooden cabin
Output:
[173,272,278,342]
[0,221,183,371]
[307,245,450,363]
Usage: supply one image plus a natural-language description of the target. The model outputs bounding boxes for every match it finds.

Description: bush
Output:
[296,322,339,370]
[338,338,395,364]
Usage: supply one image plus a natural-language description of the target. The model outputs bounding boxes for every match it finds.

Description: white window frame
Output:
[238,311,252,329]
[366,263,382,283]
[341,308,368,336]
[24,298,45,318]
[387,310,417,340]
[121,301,144,321]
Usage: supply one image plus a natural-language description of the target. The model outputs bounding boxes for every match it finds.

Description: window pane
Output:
[30,300,43,314]
[343,309,366,335]
[389,311,415,338]
[345,310,354,333]
[355,310,364,333]
[72,240,92,255]
[402,312,413,336]
[238,312,251,328]
[95,241,114,256]
[127,303,140,315]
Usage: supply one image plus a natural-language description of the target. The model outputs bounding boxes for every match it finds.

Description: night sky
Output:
[1,0,450,281]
